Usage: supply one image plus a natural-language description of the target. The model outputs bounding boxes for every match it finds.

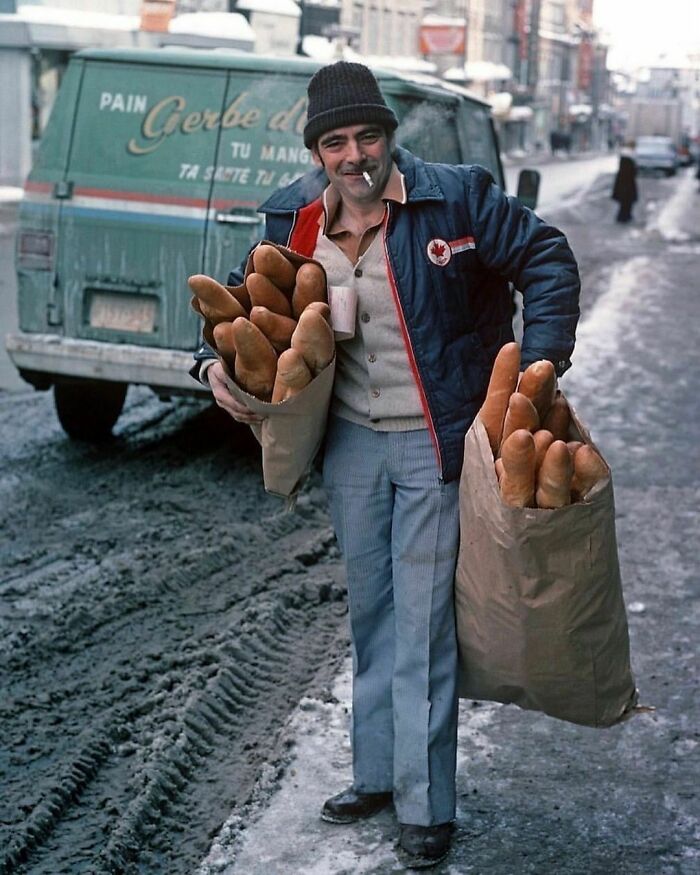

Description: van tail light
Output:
[17,230,55,269]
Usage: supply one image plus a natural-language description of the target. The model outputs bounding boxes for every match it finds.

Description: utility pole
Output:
[527,0,541,93]
[463,0,470,70]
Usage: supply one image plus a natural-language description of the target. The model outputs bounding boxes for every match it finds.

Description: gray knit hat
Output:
[303,61,398,149]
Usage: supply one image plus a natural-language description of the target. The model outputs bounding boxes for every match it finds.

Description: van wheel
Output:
[54,379,127,441]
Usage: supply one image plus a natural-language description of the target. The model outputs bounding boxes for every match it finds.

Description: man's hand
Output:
[207,361,266,424]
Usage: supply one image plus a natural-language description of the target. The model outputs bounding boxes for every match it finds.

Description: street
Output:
[1,160,699,874]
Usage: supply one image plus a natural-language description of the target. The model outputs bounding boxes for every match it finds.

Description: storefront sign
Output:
[419,24,466,55]
[140,0,176,33]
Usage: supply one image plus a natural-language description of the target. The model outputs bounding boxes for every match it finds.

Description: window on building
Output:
[352,2,363,31]
[368,6,379,54]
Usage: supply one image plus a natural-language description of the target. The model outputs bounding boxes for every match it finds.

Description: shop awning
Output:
[569,103,593,118]
[505,105,533,122]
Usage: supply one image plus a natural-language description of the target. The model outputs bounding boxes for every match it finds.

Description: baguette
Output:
[291,308,335,375]
[226,283,251,313]
[252,244,297,292]
[571,445,608,500]
[246,272,293,318]
[271,348,312,403]
[479,341,521,456]
[305,301,331,322]
[536,440,573,509]
[230,317,278,401]
[291,262,327,319]
[250,305,297,352]
[188,274,247,322]
[500,392,540,450]
[212,322,237,375]
[533,429,554,473]
[499,429,536,507]
[567,440,584,459]
[494,457,504,483]
[542,392,570,442]
[518,360,557,422]
[189,298,216,348]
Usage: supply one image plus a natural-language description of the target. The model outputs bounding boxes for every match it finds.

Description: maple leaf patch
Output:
[426,238,452,266]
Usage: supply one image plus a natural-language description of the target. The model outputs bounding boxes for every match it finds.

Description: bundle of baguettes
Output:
[479,342,608,508]
[188,244,334,403]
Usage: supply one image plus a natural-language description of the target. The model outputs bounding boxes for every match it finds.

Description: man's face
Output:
[311,124,393,205]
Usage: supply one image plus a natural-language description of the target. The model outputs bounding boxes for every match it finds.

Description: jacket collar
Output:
[259,147,445,215]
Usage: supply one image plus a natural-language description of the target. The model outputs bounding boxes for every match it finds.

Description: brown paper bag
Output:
[455,407,639,728]
[210,242,333,500]
[222,359,335,499]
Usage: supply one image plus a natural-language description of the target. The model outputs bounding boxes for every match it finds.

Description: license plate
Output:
[89,292,157,333]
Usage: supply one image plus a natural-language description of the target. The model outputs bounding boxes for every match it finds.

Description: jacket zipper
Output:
[382,204,444,479]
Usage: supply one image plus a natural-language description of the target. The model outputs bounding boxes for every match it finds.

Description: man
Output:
[194,61,580,869]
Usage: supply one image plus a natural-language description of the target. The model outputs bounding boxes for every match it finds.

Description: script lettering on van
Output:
[126,93,307,156]
[178,141,312,188]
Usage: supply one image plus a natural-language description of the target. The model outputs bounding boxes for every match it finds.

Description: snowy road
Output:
[505,153,618,212]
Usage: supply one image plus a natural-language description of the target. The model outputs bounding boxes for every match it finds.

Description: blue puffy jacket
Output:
[196,147,580,483]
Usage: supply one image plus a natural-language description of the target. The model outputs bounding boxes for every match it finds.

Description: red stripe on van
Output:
[25,181,258,211]
[29,183,257,211]
[24,181,52,193]
[73,187,209,207]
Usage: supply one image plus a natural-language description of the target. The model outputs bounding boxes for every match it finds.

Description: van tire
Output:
[54,379,127,441]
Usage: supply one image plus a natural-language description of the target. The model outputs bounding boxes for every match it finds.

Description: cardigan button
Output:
[371,388,381,398]
[354,268,363,278]
[360,312,370,323]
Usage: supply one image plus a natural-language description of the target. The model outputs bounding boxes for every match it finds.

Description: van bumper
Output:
[5,332,207,394]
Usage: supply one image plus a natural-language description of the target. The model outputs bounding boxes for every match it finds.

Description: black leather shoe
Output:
[396,822,453,869]
[321,786,393,824]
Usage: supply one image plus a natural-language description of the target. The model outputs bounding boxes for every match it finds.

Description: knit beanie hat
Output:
[303,61,399,149]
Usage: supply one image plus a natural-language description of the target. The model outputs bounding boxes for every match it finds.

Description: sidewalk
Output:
[196,174,700,873]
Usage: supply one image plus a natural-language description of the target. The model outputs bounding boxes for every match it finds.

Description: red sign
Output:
[419,24,466,56]
[140,0,176,33]
[513,0,528,61]
[578,38,593,90]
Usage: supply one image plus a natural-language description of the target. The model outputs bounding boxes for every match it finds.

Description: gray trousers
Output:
[322,416,460,826]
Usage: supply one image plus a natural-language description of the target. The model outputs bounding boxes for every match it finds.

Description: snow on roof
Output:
[444,61,512,82]
[363,54,437,74]
[16,4,138,30]
[14,5,255,41]
[236,0,301,17]
[301,35,436,74]
[421,15,465,28]
[301,34,340,62]
[168,13,255,41]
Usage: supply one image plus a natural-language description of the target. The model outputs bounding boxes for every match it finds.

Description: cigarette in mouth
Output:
[362,171,374,188]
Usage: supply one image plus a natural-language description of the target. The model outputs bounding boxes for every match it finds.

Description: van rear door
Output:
[204,68,312,281]
[17,61,83,335]
[58,57,228,352]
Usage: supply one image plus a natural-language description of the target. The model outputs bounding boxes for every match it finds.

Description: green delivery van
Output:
[7,47,523,440]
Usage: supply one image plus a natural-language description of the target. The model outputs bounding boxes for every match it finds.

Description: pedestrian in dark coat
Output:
[612,148,638,222]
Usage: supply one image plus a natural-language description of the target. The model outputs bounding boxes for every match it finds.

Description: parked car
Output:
[7,47,536,440]
[634,135,679,176]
